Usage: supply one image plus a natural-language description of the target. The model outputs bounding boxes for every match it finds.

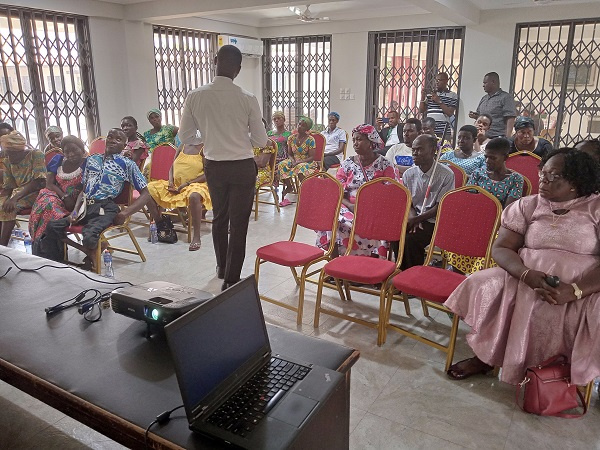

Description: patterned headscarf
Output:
[328,112,340,121]
[514,116,536,131]
[147,108,161,119]
[272,111,286,120]
[298,115,313,130]
[352,124,384,149]
[0,130,27,151]
[44,126,62,138]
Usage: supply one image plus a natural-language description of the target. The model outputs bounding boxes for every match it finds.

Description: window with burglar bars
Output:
[263,35,331,131]
[153,25,217,127]
[0,6,99,148]
[366,27,464,135]
[511,19,600,147]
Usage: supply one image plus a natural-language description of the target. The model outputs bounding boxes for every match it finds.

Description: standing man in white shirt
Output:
[178,45,268,291]
[321,112,347,170]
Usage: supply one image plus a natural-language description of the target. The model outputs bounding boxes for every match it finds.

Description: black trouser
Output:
[42,199,120,262]
[204,158,257,284]
[323,155,341,170]
[399,221,436,270]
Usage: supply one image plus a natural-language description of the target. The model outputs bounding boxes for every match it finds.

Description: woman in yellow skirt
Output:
[147,144,212,251]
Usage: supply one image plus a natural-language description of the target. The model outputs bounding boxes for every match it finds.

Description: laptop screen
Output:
[166,277,269,417]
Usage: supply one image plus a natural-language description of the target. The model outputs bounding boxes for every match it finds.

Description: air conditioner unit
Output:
[218,35,263,58]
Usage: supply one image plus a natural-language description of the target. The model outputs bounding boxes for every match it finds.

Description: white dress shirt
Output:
[178,76,268,161]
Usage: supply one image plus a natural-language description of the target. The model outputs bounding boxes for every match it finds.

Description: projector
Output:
[110,281,213,327]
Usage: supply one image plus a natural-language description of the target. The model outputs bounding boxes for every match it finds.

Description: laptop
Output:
[165,275,344,449]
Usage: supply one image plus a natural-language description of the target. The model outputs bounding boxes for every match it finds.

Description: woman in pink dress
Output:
[445,148,600,386]
[316,124,396,257]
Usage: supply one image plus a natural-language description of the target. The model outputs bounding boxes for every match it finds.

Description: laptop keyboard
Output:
[206,357,311,437]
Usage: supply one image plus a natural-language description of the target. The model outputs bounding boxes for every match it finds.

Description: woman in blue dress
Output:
[440,125,485,176]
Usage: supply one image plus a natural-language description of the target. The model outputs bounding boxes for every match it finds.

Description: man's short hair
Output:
[417,134,437,150]
[477,113,493,125]
[405,117,422,132]
[386,109,399,117]
[0,122,14,132]
[437,72,449,80]
[485,137,510,156]
[484,72,500,84]
[422,117,436,128]
[217,45,242,68]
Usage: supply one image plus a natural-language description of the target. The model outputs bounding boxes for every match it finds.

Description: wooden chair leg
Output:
[313,270,326,327]
[444,312,460,372]
[420,299,430,317]
[343,280,352,301]
[271,187,280,213]
[254,189,259,221]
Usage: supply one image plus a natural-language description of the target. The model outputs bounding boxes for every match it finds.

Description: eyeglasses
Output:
[538,170,563,182]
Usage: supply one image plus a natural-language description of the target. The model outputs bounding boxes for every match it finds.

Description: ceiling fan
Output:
[288,5,330,22]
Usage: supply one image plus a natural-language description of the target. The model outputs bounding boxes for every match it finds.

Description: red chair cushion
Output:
[17,208,31,215]
[66,225,84,233]
[392,266,466,303]
[256,241,324,267]
[324,255,396,285]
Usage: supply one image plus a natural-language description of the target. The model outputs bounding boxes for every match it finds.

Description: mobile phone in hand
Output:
[381,117,390,124]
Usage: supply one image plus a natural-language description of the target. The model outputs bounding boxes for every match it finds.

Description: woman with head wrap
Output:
[143,108,179,153]
[0,131,46,246]
[44,126,63,155]
[277,116,319,206]
[29,135,87,246]
[268,111,292,168]
[316,124,397,257]
[510,116,553,157]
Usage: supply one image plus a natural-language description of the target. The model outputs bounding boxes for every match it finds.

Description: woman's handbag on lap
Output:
[516,355,587,418]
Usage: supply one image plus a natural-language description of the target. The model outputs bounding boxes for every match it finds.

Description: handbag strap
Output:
[537,354,568,368]
[516,378,588,418]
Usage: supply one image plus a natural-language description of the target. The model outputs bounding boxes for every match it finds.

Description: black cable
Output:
[0,253,133,286]
[144,404,185,449]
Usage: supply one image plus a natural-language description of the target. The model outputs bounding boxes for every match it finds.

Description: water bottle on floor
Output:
[103,249,114,278]
[150,221,158,244]
[23,233,32,254]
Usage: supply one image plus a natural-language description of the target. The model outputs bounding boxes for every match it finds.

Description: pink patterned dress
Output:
[29,155,84,241]
[316,155,397,256]
[444,194,600,385]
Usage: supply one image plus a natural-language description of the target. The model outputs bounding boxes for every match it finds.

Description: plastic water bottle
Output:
[594,377,600,393]
[103,249,114,278]
[150,221,158,244]
[23,233,32,254]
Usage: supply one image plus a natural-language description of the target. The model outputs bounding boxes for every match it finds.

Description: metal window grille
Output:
[0,6,99,148]
[511,19,600,147]
[366,27,464,136]
[153,25,217,127]
[263,35,331,131]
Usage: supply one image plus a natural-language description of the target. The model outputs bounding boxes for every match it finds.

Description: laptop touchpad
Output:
[270,393,318,427]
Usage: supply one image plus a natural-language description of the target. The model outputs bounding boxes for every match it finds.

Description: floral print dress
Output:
[253,141,277,190]
[316,155,397,256]
[277,134,319,180]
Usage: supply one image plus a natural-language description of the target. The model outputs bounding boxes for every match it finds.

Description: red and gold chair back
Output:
[89,137,106,155]
[149,144,177,181]
[45,149,62,167]
[311,132,326,170]
[294,171,343,235]
[506,151,541,195]
[441,161,467,188]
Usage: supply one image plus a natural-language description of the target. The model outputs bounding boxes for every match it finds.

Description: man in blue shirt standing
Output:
[43,128,163,270]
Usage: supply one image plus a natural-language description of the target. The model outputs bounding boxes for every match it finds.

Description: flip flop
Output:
[279,198,292,207]
[189,242,201,252]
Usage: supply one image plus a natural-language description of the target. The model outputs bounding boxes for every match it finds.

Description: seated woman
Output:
[143,109,179,178]
[121,116,150,170]
[44,126,63,156]
[147,143,212,251]
[316,124,396,257]
[254,138,277,191]
[445,149,600,387]
[510,116,552,157]
[446,138,524,274]
[268,111,292,169]
[474,114,492,153]
[439,125,485,176]
[0,131,46,246]
[277,116,319,206]
[29,136,87,249]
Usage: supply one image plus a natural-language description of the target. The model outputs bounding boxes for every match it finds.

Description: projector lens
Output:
[151,309,159,320]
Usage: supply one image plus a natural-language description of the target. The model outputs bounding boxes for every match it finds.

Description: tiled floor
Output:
[2,194,599,449]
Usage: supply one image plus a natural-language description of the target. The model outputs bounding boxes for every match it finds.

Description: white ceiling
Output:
[96,0,600,27]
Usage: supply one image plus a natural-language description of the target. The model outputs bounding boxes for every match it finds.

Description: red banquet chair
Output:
[506,151,541,195]
[88,137,106,155]
[313,177,412,346]
[311,132,326,171]
[255,172,343,325]
[441,161,467,188]
[44,149,62,167]
[387,186,502,370]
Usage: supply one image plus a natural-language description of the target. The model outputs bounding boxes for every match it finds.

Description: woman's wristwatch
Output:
[571,283,583,300]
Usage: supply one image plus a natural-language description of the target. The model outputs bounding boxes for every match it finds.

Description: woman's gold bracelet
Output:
[519,268,531,283]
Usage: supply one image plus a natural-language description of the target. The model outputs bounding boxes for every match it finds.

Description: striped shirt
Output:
[425,90,458,136]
